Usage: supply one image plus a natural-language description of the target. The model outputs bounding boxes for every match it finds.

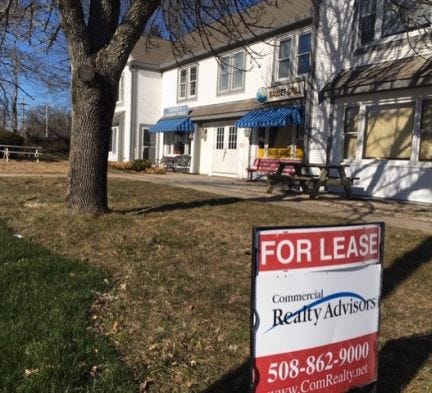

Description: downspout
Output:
[306,0,322,164]
[129,64,137,161]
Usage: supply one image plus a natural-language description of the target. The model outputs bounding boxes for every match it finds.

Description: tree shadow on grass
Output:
[201,237,432,393]
[377,333,432,392]
[200,333,432,393]
[114,197,243,215]
[381,236,432,299]
[200,360,250,393]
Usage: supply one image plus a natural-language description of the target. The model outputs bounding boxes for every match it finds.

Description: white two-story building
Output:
[111,1,314,175]
[315,0,432,203]
[112,0,432,204]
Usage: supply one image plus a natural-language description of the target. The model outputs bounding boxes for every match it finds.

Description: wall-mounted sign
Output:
[256,81,305,104]
[163,105,189,118]
[251,223,384,393]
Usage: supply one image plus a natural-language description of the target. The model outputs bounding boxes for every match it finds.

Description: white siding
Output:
[161,41,274,110]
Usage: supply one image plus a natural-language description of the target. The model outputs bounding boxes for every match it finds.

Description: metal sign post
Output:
[251,223,384,393]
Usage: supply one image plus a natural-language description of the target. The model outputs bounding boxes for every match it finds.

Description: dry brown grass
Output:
[0,159,69,174]
[0,174,430,393]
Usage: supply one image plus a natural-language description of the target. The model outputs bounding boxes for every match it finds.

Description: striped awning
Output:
[235,105,303,128]
[149,117,194,133]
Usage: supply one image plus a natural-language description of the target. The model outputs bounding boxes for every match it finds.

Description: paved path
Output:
[1,170,430,233]
[112,172,432,234]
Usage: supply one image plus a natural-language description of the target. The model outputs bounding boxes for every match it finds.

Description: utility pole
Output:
[18,99,27,133]
[45,105,49,138]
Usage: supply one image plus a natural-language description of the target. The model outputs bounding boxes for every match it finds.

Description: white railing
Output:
[0,144,42,163]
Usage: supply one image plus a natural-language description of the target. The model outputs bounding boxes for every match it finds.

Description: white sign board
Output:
[256,81,305,104]
[251,223,384,393]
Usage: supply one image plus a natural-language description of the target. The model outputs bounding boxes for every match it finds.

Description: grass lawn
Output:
[0,174,430,392]
[0,222,135,392]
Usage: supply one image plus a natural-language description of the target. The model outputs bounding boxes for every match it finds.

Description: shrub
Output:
[0,130,24,146]
[108,161,133,171]
[145,166,166,174]
[131,159,152,171]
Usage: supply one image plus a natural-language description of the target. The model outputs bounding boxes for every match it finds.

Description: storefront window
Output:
[343,107,359,159]
[363,104,414,160]
[164,132,190,155]
[420,99,432,161]
[257,126,298,158]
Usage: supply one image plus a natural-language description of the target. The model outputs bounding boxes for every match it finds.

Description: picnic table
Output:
[246,157,300,181]
[267,162,357,199]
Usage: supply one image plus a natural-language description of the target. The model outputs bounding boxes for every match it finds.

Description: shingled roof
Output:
[321,56,432,100]
[130,0,313,71]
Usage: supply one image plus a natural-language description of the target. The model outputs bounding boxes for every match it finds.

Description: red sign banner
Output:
[258,225,381,272]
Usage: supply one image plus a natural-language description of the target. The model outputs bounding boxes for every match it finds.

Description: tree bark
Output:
[58,0,160,214]
[66,72,116,214]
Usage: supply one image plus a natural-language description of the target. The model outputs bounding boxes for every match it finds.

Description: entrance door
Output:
[212,125,240,176]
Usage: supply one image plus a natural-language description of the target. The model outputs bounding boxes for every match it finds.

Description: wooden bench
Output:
[160,154,191,172]
[247,158,299,181]
[0,144,42,163]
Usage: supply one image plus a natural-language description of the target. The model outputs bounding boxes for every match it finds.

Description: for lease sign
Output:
[252,223,384,393]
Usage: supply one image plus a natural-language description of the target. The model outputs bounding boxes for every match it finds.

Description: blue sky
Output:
[16,0,263,111]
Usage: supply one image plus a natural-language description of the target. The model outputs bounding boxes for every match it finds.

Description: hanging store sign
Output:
[251,223,384,393]
[256,81,305,104]
[163,105,189,118]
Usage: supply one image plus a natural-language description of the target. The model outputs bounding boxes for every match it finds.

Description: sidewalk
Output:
[113,172,432,234]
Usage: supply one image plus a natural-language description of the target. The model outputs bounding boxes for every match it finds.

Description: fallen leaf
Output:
[139,379,154,392]
[24,368,39,377]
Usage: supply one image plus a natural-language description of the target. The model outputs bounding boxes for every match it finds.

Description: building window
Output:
[343,107,360,160]
[276,31,311,80]
[228,127,237,149]
[278,38,292,79]
[110,127,118,154]
[116,75,124,103]
[217,51,245,94]
[178,65,198,101]
[382,0,430,37]
[419,99,432,161]
[359,0,377,45]
[297,32,312,75]
[358,0,431,45]
[216,127,225,149]
[363,104,414,160]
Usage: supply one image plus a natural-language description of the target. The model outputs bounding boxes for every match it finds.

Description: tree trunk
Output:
[12,86,18,133]
[66,74,116,214]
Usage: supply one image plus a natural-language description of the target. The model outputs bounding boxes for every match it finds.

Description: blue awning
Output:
[149,117,194,133]
[235,105,304,128]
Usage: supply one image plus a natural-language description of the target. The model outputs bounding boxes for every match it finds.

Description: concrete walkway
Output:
[112,172,432,234]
